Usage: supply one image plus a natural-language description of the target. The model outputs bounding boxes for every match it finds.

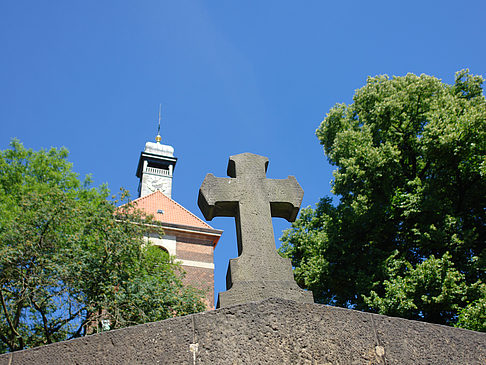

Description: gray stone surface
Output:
[2,298,484,364]
[198,153,313,307]
[1,314,195,365]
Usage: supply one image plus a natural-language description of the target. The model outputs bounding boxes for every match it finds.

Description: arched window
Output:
[157,245,169,255]
[144,244,171,270]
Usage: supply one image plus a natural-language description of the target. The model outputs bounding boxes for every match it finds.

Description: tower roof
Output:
[131,190,214,230]
[144,141,174,157]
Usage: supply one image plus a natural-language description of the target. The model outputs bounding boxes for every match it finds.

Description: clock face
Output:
[152,179,167,192]
[145,175,169,194]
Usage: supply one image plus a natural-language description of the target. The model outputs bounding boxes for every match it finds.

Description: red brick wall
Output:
[163,228,217,310]
[176,241,213,262]
[182,265,214,309]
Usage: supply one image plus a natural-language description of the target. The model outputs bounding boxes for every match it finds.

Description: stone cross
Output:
[198,153,313,307]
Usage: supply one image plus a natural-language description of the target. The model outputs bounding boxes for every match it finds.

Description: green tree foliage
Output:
[0,140,206,353]
[280,70,485,331]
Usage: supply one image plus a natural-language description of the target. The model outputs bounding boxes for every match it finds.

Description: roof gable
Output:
[130,191,213,230]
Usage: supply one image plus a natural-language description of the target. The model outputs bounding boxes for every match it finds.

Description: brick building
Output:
[131,134,222,309]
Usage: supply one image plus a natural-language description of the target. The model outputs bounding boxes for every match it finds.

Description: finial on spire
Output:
[156,104,162,143]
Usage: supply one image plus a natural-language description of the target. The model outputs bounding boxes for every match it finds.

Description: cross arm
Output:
[266,176,304,221]
[198,173,238,220]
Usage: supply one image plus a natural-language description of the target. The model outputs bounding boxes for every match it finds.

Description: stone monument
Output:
[2,152,484,364]
[198,152,313,307]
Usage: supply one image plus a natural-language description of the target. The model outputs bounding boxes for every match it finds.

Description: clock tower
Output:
[131,130,221,309]
[136,133,177,198]
[128,121,222,309]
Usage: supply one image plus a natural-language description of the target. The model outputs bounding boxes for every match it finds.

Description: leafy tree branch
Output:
[0,140,206,353]
[281,70,485,331]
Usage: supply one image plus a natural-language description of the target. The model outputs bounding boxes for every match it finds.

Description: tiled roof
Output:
[129,191,214,230]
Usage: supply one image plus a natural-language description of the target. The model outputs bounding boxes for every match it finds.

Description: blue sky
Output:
[1,1,485,305]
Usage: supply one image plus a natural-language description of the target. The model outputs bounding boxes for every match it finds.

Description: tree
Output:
[280,70,486,331]
[0,140,206,353]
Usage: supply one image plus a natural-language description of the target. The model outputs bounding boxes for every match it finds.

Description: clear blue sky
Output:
[1,1,485,305]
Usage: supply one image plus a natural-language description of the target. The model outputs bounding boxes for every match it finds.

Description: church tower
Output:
[136,133,177,198]
[129,118,222,309]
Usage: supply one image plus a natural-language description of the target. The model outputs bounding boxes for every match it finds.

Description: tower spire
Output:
[137,104,177,198]
[156,104,162,143]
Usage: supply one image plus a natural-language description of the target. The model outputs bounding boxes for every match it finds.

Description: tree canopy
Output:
[280,70,485,331]
[0,140,206,353]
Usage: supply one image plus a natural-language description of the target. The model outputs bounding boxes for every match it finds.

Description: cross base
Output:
[217,280,314,308]
[216,251,314,308]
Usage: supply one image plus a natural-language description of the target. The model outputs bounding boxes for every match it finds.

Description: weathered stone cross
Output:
[198,152,313,307]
